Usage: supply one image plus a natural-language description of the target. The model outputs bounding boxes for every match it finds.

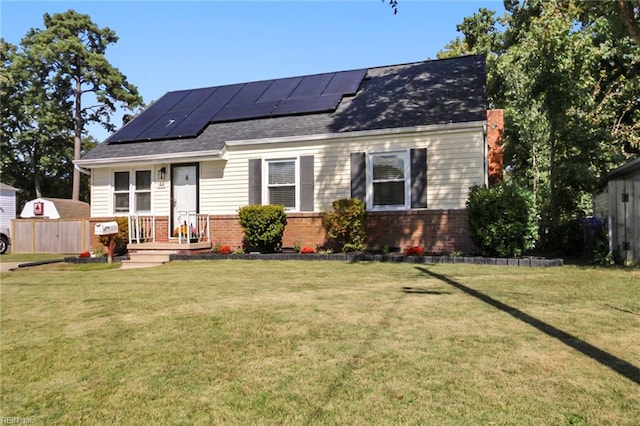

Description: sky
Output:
[1,0,505,142]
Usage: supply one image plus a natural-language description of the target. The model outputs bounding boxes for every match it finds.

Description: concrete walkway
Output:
[0,262,21,273]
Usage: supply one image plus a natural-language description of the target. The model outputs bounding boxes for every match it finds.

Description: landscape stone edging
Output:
[169,252,564,267]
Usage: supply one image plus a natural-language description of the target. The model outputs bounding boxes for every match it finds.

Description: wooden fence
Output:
[12,219,90,254]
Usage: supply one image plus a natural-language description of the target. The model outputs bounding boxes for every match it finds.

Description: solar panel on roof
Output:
[173,87,217,110]
[136,108,193,140]
[106,90,191,143]
[105,110,165,143]
[323,69,367,95]
[212,100,278,123]
[227,81,273,105]
[106,66,367,143]
[168,109,217,138]
[272,94,341,116]
[290,73,334,98]
[257,77,301,102]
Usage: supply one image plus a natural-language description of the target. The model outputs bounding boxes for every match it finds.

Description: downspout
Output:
[482,124,489,187]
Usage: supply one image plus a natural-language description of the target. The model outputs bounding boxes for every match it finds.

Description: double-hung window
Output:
[266,159,296,209]
[135,171,151,212]
[113,169,152,214]
[368,151,410,210]
[249,156,314,211]
[114,171,130,213]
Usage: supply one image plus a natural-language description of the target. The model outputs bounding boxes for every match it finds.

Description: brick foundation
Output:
[90,210,474,254]
[365,209,473,254]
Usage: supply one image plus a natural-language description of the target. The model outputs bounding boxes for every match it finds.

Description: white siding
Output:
[0,188,17,229]
[202,126,485,214]
[89,126,486,217]
[91,169,111,217]
[90,165,171,217]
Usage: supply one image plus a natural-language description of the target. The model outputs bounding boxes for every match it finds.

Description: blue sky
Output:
[1,0,504,141]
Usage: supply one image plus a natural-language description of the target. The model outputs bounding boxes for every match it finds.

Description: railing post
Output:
[127,215,133,245]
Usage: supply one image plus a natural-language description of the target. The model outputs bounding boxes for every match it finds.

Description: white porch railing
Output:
[175,211,210,243]
[128,215,156,244]
[128,213,210,244]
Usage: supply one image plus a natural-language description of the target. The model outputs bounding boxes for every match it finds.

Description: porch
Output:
[124,213,212,268]
[127,212,212,247]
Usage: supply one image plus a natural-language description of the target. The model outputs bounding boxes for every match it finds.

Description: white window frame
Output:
[113,171,131,214]
[263,157,299,211]
[366,150,411,211]
[112,168,153,215]
[134,170,152,213]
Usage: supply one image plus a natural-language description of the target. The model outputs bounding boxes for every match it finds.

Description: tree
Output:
[17,10,144,200]
[1,37,75,206]
[438,0,639,250]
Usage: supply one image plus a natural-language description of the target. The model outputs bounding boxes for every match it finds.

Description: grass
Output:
[1,260,639,424]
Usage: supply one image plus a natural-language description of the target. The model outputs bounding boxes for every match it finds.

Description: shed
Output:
[594,157,640,266]
[0,183,19,228]
[20,198,90,220]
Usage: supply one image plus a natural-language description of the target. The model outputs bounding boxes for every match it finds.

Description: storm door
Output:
[171,164,198,234]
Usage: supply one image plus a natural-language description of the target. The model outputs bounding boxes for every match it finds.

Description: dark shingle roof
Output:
[81,55,486,162]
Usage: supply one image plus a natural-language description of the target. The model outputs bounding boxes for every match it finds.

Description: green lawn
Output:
[1,260,638,424]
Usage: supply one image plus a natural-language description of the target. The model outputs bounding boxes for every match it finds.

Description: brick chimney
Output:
[487,109,504,186]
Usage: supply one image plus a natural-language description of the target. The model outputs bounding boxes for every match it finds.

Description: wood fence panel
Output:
[12,220,35,253]
[11,219,89,254]
[58,220,89,253]
[35,221,60,253]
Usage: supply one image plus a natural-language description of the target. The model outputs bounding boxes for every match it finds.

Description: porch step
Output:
[120,250,177,270]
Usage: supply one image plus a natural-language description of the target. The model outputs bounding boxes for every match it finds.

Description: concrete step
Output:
[120,250,177,269]
[120,260,165,270]
[128,253,172,263]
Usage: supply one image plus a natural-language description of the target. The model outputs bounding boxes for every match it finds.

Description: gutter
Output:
[75,163,91,176]
[74,149,224,168]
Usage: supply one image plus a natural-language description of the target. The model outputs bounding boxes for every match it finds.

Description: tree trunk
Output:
[33,143,41,199]
[548,131,559,250]
[72,69,82,201]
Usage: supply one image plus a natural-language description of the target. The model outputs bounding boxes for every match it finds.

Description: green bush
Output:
[97,216,129,255]
[466,183,538,257]
[323,198,366,252]
[238,205,287,253]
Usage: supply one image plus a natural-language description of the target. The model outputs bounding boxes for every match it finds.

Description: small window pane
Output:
[136,170,151,190]
[136,193,151,211]
[269,161,295,185]
[114,193,129,212]
[373,181,405,206]
[269,187,295,208]
[373,155,404,180]
[114,172,129,191]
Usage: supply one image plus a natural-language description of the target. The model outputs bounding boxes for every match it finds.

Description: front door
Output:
[172,165,198,234]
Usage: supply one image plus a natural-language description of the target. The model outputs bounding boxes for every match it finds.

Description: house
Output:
[593,157,640,266]
[76,54,503,254]
[0,183,19,254]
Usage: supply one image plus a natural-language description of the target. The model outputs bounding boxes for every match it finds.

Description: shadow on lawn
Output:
[415,266,640,385]
[401,286,451,295]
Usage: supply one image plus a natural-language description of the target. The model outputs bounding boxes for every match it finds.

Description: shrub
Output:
[406,246,424,256]
[323,198,366,252]
[466,182,538,257]
[97,216,129,255]
[238,205,287,253]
